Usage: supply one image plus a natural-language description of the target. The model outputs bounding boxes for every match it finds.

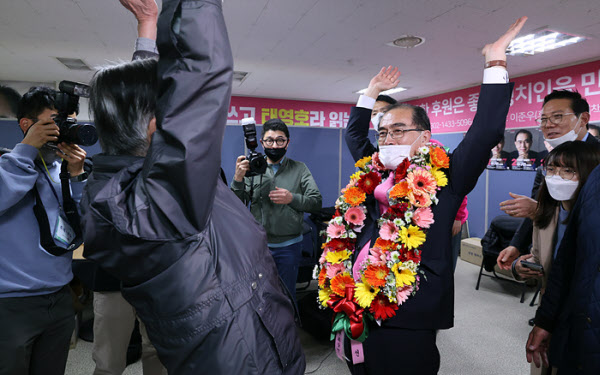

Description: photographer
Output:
[0,86,87,375]
[232,118,322,303]
[81,0,305,373]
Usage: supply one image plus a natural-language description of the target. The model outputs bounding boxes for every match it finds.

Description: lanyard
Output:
[37,164,63,211]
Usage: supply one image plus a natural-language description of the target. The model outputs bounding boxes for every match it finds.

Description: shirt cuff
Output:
[135,37,158,54]
[483,66,509,84]
[357,95,376,110]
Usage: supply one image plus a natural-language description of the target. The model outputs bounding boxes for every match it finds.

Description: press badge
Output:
[54,215,76,246]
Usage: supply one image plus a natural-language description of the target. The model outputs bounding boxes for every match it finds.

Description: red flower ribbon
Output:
[327,285,365,339]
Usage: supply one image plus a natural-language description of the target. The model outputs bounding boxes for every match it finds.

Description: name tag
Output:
[54,215,75,246]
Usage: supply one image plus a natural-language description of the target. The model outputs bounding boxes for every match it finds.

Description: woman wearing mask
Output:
[512,140,600,374]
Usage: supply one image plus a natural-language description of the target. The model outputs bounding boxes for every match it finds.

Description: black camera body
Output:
[50,81,98,147]
[242,118,267,177]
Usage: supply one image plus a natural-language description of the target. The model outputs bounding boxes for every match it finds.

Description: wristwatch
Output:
[70,171,89,182]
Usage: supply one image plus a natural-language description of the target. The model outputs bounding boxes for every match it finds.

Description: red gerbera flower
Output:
[372,152,386,171]
[387,203,408,218]
[357,171,382,195]
[394,159,411,182]
[327,238,353,252]
[370,295,398,320]
[404,249,421,263]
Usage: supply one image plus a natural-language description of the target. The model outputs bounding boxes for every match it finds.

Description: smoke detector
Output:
[386,35,425,49]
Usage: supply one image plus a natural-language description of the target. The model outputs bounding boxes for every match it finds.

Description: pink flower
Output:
[326,263,345,279]
[327,223,346,239]
[344,207,366,226]
[379,221,399,241]
[367,247,387,265]
[319,248,330,264]
[396,285,413,305]
[413,207,434,228]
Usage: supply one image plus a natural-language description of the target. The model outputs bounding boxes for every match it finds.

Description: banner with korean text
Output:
[407,59,600,133]
[228,96,353,128]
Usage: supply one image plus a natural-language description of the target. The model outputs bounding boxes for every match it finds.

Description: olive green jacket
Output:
[231,157,322,244]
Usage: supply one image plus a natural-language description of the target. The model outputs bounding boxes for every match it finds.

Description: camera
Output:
[241,117,267,176]
[49,80,98,147]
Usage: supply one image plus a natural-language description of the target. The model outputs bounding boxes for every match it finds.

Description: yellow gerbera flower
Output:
[325,250,351,264]
[399,225,426,250]
[354,279,380,308]
[431,167,448,187]
[350,171,362,182]
[355,156,372,170]
[319,287,333,307]
[392,263,416,288]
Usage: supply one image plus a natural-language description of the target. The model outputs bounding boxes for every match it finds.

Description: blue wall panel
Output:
[285,127,341,208]
[486,169,536,224]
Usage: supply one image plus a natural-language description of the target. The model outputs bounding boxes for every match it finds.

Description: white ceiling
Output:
[1,0,599,104]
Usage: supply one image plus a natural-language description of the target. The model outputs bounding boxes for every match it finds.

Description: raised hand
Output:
[482,16,528,62]
[119,0,158,40]
[364,66,401,99]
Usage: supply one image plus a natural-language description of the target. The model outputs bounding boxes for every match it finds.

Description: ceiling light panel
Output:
[506,30,585,56]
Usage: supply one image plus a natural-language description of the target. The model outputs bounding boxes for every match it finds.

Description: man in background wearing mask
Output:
[232,118,322,304]
[342,16,525,373]
[0,86,86,375]
[497,90,599,274]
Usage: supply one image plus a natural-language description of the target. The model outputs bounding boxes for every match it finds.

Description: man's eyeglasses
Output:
[535,113,576,127]
[262,137,288,147]
[378,128,422,142]
[543,166,577,181]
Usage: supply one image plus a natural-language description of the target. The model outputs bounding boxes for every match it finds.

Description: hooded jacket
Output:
[81,1,305,373]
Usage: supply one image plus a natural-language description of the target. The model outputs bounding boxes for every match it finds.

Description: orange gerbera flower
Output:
[406,169,437,195]
[389,181,410,199]
[344,187,366,206]
[318,267,327,287]
[364,264,390,288]
[430,147,450,168]
[330,273,355,297]
[407,190,432,208]
[374,238,394,252]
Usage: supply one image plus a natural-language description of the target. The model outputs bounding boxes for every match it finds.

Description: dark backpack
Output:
[480,215,524,272]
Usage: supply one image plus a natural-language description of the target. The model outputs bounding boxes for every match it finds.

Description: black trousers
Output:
[345,325,440,375]
[0,286,75,375]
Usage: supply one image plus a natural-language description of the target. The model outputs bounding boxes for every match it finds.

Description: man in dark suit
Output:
[509,129,539,169]
[497,90,600,272]
[342,17,526,374]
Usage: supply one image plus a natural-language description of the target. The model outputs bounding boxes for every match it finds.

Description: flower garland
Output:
[313,143,450,342]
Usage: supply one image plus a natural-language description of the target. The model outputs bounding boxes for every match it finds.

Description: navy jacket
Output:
[81,1,304,373]
[535,164,600,374]
[345,83,514,329]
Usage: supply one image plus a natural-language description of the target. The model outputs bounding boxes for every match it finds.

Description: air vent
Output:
[386,35,425,49]
[55,57,92,71]
[233,71,249,84]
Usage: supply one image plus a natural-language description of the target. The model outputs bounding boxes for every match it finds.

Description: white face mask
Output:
[543,116,581,149]
[378,133,422,170]
[371,112,383,131]
[545,175,579,201]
